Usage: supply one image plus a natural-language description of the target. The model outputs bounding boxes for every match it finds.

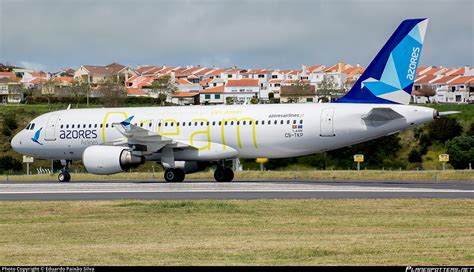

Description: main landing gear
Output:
[214,167,234,182]
[164,168,185,183]
[58,160,72,182]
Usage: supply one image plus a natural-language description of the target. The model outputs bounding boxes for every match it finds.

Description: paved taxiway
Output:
[0,180,472,200]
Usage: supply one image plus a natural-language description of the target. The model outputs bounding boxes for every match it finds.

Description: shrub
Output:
[427,117,462,143]
[446,136,474,169]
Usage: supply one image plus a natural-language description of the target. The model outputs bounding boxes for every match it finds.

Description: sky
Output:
[0,0,473,72]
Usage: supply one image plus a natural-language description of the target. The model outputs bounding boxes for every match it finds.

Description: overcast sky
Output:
[0,0,472,72]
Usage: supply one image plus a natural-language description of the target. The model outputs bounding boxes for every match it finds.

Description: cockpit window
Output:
[30,123,35,130]
[26,124,31,130]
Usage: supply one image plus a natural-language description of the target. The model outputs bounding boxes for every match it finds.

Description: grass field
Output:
[0,199,472,265]
[2,170,473,182]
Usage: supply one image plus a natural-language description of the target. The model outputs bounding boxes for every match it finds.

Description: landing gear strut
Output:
[58,160,71,182]
[214,167,234,182]
[164,168,185,182]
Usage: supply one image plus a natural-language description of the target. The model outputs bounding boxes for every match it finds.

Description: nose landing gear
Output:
[58,160,72,182]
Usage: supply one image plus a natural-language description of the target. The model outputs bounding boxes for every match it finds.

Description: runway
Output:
[0,180,472,200]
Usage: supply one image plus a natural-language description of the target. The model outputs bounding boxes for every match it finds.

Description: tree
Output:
[427,117,463,143]
[317,76,336,102]
[144,76,177,105]
[95,78,127,107]
[416,85,436,103]
[467,121,474,136]
[282,80,314,103]
[2,112,17,136]
[0,156,22,173]
[446,136,474,169]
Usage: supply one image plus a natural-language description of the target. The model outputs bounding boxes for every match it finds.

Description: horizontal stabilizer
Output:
[362,108,404,122]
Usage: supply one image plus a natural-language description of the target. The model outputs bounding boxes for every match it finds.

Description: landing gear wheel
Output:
[164,168,185,182]
[214,167,234,182]
[58,171,71,182]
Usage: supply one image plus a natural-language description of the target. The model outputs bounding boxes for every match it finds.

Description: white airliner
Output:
[11,18,454,182]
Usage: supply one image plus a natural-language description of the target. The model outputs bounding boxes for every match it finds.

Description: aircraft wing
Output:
[111,122,196,155]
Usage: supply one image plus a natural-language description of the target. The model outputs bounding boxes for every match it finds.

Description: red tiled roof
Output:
[269,79,283,83]
[447,68,465,76]
[54,76,74,83]
[30,78,48,84]
[199,78,212,87]
[127,89,147,95]
[0,72,17,79]
[431,76,458,84]
[195,68,215,76]
[422,67,445,75]
[201,86,224,93]
[323,65,338,72]
[30,72,48,77]
[172,92,199,97]
[416,66,429,74]
[448,76,474,85]
[415,75,437,84]
[344,66,365,75]
[307,65,323,72]
[176,78,192,85]
[226,79,259,87]
[207,68,229,76]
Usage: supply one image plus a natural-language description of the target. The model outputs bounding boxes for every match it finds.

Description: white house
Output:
[224,79,260,104]
[200,86,225,105]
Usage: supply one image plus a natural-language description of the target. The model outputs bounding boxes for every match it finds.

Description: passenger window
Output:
[200,122,204,126]
[225,121,228,125]
[206,121,209,126]
[188,122,192,126]
[60,125,64,129]
[268,120,271,125]
[83,124,86,128]
[66,124,69,129]
[182,122,185,127]
[149,123,152,127]
[300,120,303,124]
[140,123,143,127]
[72,124,75,129]
[89,124,92,128]
[94,124,97,128]
[237,121,240,125]
[293,120,297,124]
[106,124,109,128]
[158,123,162,127]
[212,121,216,126]
[230,121,234,125]
[249,121,253,125]
[274,120,277,125]
[218,121,222,126]
[170,122,174,127]
[243,121,246,125]
[287,120,290,124]
[280,120,284,124]
[256,121,259,125]
[165,123,168,127]
[100,124,103,128]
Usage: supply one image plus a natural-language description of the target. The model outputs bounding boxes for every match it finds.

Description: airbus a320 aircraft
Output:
[11,18,455,182]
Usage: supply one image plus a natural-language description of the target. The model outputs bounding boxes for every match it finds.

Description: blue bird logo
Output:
[31,127,43,145]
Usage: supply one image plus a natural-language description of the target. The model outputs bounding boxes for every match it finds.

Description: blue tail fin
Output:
[336,18,428,104]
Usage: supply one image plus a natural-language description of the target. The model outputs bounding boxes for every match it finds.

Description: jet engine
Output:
[82,146,144,175]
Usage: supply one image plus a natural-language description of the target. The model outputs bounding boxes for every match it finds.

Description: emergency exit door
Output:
[320,108,335,137]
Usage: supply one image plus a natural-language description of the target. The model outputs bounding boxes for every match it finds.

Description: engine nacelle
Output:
[174,161,210,174]
[82,146,144,175]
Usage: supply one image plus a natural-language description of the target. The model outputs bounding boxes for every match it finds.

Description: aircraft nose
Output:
[11,133,22,153]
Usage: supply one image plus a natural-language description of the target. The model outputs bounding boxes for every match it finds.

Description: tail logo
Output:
[337,18,429,105]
